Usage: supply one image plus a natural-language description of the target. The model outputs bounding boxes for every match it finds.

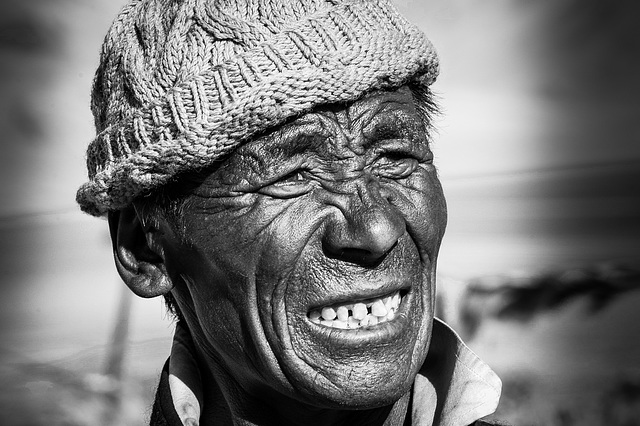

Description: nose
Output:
[322,180,405,265]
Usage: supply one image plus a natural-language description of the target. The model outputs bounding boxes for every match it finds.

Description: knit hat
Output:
[77,0,439,216]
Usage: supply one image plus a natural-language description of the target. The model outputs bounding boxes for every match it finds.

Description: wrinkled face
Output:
[159,86,447,408]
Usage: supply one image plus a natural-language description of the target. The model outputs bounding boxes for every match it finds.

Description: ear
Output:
[108,205,173,298]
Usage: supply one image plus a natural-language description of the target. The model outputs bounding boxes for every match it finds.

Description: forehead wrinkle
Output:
[311,110,354,156]
[250,118,332,164]
[310,100,379,155]
[243,88,421,166]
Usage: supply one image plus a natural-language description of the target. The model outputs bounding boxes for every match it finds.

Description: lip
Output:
[302,287,414,345]
[305,282,411,312]
[308,315,408,345]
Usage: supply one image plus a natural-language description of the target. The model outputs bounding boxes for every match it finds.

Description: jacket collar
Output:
[156,318,501,426]
[412,319,502,425]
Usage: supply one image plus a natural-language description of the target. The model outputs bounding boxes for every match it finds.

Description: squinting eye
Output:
[278,170,306,184]
[258,170,313,198]
[375,154,420,179]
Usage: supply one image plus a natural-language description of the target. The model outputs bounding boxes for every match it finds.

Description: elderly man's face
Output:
[158,86,447,408]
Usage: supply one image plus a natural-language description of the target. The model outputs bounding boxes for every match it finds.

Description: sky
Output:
[0,0,638,409]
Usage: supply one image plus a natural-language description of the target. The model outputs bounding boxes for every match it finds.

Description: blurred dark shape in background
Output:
[460,262,640,339]
[601,379,640,426]
[495,374,640,426]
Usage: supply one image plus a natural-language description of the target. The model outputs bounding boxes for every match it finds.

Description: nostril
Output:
[321,185,406,266]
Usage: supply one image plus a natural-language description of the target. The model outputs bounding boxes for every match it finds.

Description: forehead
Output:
[237,86,421,158]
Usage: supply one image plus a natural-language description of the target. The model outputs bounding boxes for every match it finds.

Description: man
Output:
[77,0,502,424]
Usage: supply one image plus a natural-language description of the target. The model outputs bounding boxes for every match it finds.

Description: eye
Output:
[374,151,430,179]
[278,170,306,184]
[258,169,313,198]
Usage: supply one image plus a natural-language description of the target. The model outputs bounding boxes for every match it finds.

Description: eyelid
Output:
[375,157,418,178]
[378,144,432,163]
[373,143,436,180]
[273,169,304,182]
[258,168,314,198]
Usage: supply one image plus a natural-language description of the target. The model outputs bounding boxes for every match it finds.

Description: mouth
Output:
[307,290,404,330]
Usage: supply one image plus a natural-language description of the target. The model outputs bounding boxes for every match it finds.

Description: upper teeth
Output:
[308,291,402,329]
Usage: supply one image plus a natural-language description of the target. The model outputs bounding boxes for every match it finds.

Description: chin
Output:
[263,279,435,410]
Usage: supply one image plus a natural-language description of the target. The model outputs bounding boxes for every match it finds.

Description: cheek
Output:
[386,172,447,252]
[418,181,447,244]
[253,198,326,274]
[179,195,298,276]
[174,194,325,321]
[166,201,278,347]
[253,201,330,335]
[164,241,257,375]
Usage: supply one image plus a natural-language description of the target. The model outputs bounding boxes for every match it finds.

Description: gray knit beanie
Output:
[77,0,439,216]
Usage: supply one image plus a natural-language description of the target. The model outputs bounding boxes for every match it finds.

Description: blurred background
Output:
[0,0,638,425]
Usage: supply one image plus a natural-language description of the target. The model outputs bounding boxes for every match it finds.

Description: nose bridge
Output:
[351,178,393,226]
[323,176,405,263]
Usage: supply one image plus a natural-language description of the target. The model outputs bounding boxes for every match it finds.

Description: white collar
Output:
[411,319,502,425]
[166,318,501,426]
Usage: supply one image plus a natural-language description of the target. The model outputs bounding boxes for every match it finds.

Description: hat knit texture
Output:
[77,0,440,216]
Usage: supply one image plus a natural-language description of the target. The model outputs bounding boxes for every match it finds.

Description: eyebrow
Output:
[359,108,425,153]
[265,120,330,160]
[351,87,418,119]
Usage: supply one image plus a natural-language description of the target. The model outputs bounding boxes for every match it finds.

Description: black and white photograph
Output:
[1,0,639,425]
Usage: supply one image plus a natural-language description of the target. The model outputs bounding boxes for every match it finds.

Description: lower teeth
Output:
[308,292,401,329]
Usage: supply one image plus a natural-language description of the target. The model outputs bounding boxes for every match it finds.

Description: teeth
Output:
[321,307,337,321]
[383,295,393,311]
[332,319,348,329]
[371,300,387,317]
[359,315,371,327]
[352,303,367,320]
[336,306,349,322]
[309,310,321,322]
[308,291,402,329]
[347,317,360,329]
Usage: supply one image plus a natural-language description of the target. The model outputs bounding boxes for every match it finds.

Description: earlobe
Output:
[108,206,174,298]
